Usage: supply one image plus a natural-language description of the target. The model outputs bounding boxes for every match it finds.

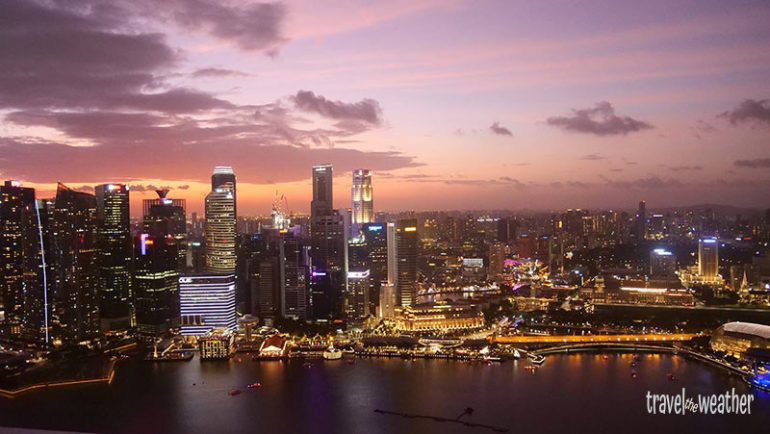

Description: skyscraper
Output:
[396,219,418,307]
[0,180,35,334]
[351,169,373,234]
[144,190,187,270]
[205,171,236,274]
[21,199,53,345]
[51,183,100,343]
[133,233,180,338]
[698,237,719,281]
[635,200,647,240]
[211,166,236,217]
[95,183,132,331]
[650,248,676,277]
[179,274,236,336]
[311,164,333,219]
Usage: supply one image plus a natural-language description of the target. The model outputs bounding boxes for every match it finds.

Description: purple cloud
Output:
[291,90,383,125]
[547,101,653,136]
[734,158,770,168]
[720,99,770,126]
[489,122,513,136]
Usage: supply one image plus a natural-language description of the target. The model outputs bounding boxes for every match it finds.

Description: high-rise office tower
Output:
[650,248,677,277]
[311,164,333,219]
[51,183,100,343]
[133,233,180,338]
[387,222,397,287]
[142,189,186,218]
[396,219,418,306]
[205,173,236,274]
[179,274,236,336]
[363,223,388,316]
[488,242,506,281]
[21,199,53,345]
[345,269,370,319]
[211,166,236,217]
[635,200,647,240]
[351,169,373,234]
[0,180,35,334]
[95,183,132,331]
[144,190,187,270]
[698,237,719,281]
[281,235,307,320]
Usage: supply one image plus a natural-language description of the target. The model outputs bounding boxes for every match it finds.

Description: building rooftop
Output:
[723,322,770,340]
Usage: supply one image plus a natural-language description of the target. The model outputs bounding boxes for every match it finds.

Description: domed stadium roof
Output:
[722,322,770,340]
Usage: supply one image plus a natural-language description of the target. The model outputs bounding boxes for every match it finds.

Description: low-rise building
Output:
[198,328,234,360]
[396,301,484,332]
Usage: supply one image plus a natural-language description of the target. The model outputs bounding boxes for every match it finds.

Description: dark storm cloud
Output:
[489,122,513,136]
[734,158,770,168]
[292,90,384,125]
[191,68,252,78]
[720,99,770,126]
[546,101,653,136]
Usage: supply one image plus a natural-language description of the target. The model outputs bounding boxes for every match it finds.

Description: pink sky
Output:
[1,0,770,216]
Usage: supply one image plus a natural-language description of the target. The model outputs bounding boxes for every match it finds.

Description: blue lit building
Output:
[179,274,236,336]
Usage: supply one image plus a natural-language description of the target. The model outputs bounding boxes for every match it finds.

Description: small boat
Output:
[229,389,242,396]
[323,343,343,360]
[513,349,521,359]
[247,382,261,389]
[346,359,355,365]
[603,355,609,361]
[667,373,677,381]
[528,354,546,365]
[302,361,313,368]
[631,371,638,379]
[631,362,638,367]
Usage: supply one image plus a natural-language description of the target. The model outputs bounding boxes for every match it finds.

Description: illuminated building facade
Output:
[0,180,35,334]
[143,190,187,270]
[710,322,770,358]
[133,233,180,338]
[345,269,370,320]
[351,169,373,234]
[95,183,132,330]
[396,301,484,332]
[396,219,418,306]
[198,328,234,359]
[649,248,677,277]
[179,274,236,336]
[211,166,236,217]
[698,237,719,281]
[21,198,53,345]
[51,183,100,343]
[205,178,236,274]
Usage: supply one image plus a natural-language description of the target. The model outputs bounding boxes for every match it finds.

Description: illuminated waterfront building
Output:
[396,219,418,306]
[396,301,484,332]
[0,180,35,334]
[351,169,373,234]
[205,172,236,273]
[179,274,236,336]
[378,283,396,319]
[95,183,132,331]
[50,183,100,343]
[698,237,719,281]
[198,328,234,359]
[133,233,180,338]
[710,322,770,359]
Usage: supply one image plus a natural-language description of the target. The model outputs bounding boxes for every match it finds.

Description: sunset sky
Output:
[2,0,770,216]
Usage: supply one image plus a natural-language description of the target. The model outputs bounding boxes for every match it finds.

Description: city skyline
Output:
[1,0,770,215]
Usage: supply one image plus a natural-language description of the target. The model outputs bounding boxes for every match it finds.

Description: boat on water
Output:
[247,382,261,389]
[667,373,677,381]
[228,389,242,396]
[528,354,546,365]
[323,344,343,360]
[513,349,521,359]
[631,371,638,379]
[302,361,313,368]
